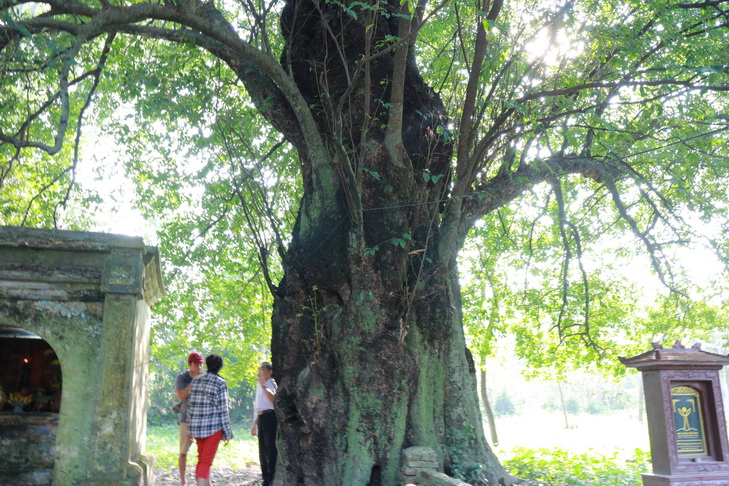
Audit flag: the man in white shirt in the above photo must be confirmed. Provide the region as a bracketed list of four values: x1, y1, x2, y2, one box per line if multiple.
[251, 362, 277, 486]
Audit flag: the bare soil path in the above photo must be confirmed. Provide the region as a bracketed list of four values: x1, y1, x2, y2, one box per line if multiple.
[154, 466, 262, 485]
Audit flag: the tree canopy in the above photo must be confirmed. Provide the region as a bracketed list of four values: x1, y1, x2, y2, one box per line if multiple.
[2, 0, 729, 483]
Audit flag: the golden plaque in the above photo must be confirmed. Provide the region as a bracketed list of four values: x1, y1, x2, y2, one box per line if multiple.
[671, 385, 708, 457]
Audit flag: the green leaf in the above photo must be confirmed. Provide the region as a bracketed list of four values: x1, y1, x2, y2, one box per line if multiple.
[359, 167, 381, 181]
[364, 246, 379, 255]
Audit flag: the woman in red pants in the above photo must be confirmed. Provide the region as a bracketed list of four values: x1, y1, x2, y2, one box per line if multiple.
[187, 354, 233, 486]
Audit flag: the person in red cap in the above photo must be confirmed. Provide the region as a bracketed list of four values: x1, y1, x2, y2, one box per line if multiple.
[175, 351, 205, 485]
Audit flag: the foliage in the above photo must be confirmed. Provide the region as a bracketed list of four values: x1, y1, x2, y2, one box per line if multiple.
[539, 375, 635, 415]
[98, 39, 298, 394]
[493, 390, 518, 417]
[447, 426, 495, 485]
[504, 447, 651, 486]
[461, 203, 729, 376]
[449, 435, 651, 485]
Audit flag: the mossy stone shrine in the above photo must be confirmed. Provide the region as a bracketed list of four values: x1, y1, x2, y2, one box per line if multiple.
[0, 226, 164, 485]
[621, 341, 729, 486]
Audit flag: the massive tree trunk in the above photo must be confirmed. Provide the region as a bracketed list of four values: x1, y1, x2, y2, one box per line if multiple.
[268, 0, 510, 484]
[271, 253, 510, 484]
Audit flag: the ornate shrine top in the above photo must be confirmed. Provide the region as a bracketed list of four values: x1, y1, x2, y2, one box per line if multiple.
[619, 341, 729, 370]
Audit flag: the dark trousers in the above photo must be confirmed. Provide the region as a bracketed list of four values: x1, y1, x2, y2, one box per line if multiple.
[258, 410, 278, 486]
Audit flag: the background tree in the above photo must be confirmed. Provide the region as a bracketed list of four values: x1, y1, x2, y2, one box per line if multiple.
[2, 0, 729, 485]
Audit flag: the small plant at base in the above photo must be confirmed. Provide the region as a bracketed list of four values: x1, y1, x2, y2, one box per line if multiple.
[447, 426, 490, 484]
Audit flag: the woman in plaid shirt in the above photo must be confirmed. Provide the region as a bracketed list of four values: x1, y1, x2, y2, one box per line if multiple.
[186, 354, 233, 485]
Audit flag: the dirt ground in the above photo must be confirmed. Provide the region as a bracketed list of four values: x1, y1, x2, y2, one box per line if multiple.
[154, 466, 263, 485]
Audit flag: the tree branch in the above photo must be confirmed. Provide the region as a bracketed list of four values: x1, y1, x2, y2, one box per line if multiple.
[384, 1, 411, 166]
[603, 179, 686, 297]
[4, 0, 328, 167]
[454, 0, 502, 189]
[464, 155, 622, 223]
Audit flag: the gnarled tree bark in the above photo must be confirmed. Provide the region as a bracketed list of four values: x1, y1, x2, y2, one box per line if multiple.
[268, 0, 512, 483]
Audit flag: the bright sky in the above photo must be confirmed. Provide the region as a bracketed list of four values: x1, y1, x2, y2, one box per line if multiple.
[74, 129, 159, 244]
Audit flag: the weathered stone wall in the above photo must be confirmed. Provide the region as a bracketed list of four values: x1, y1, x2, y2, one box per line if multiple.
[0, 226, 164, 486]
[1, 299, 105, 485]
[0, 413, 57, 484]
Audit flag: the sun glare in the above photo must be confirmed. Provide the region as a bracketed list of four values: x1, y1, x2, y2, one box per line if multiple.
[74, 127, 159, 242]
[524, 28, 584, 67]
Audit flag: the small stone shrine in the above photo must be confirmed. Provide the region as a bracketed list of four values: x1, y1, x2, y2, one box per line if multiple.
[0, 226, 164, 485]
[620, 341, 729, 486]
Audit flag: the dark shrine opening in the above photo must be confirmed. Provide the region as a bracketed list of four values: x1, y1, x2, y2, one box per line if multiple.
[0, 328, 62, 413]
[0, 328, 61, 485]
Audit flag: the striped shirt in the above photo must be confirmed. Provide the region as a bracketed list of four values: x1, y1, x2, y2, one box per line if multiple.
[186, 372, 233, 440]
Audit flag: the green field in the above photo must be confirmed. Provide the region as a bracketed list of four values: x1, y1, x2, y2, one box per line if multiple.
[146, 411, 652, 485]
[146, 424, 260, 471]
[494, 412, 651, 485]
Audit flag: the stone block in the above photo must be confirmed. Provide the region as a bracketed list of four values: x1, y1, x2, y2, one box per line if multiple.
[421, 470, 471, 486]
[406, 460, 438, 469]
[403, 446, 437, 463]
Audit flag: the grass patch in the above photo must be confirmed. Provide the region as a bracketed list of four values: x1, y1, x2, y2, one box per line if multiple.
[146, 424, 260, 470]
[503, 447, 651, 486]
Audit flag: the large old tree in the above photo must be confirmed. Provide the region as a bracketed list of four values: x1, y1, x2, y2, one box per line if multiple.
[2, 0, 729, 484]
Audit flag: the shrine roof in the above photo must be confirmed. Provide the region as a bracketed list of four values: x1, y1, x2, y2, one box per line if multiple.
[619, 341, 729, 368]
